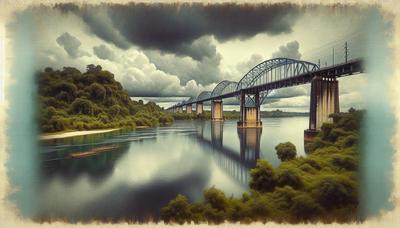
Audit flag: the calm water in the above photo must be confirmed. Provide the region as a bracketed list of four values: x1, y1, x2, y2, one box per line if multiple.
[37, 117, 308, 221]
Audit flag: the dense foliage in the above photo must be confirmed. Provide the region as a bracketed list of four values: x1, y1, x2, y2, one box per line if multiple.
[161, 109, 363, 224]
[38, 65, 173, 133]
[275, 142, 297, 162]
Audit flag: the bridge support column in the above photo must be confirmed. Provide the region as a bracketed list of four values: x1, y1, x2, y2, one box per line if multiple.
[211, 100, 223, 121]
[238, 91, 262, 128]
[196, 102, 203, 115]
[186, 104, 192, 113]
[304, 76, 339, 143]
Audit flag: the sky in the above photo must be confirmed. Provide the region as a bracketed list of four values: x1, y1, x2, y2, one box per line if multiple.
[21, 3, 371, 112]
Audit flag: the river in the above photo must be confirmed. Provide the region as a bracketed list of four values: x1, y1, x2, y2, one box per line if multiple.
[37, 117, 308, 221]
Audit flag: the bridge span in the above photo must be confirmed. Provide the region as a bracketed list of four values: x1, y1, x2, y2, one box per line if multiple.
[167, 57, 364, 139]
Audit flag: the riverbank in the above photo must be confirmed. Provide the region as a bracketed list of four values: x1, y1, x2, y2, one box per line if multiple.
[40, 128, 120, 140]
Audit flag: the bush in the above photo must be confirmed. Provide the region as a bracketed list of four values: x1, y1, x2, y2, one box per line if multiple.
[161, 194, 192, 224]
[249, 160, 276, 192]
[290, 194, 322, 220]
[70, 98, 95, 115]
[276, 170, 303, 189]
[88, 82, 106, 101]
[331, 155, 357, 171]
[314, 177, 357, 210]
[275, 142, 297, 162]
[203, 187, 229, 212]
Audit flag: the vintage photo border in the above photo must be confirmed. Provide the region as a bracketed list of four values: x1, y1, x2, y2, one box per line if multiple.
[0, 0, 399, 227]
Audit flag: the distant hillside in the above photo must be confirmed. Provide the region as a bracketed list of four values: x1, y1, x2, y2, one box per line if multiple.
[172, 110, 308, 120]
[261, 110, 308, 118]
[38, 64, 173, 133]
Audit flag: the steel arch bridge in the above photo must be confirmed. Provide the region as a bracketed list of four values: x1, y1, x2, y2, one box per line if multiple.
[169, 57, 362, 109]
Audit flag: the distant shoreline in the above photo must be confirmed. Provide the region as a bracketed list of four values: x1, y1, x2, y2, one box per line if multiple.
[40, 128, 120, 140]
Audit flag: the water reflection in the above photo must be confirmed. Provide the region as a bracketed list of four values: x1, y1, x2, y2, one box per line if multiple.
[194, 121, 261, 187]
[36, 118, 308, 221]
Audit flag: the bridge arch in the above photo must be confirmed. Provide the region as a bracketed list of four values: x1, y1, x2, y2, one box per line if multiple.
[236, 58, 319, 90]
[211, 80, 238, 98]
[197, 91, 212, 101]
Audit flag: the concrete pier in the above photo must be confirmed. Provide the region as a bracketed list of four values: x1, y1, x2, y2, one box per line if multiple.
[186, 104, 192, 113]
[211, 100, 223, 121]
[237, 91, 262, 128]
[196, 102, 203, 115]
[305, 76, 339, 141]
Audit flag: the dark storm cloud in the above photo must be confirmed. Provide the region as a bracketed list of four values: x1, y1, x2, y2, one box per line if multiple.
[271, 40, 301, 59]
[144, 39, 224, 86]
[56, 32, 88, 58]
[93, 44, 115, 60]
[56, 3, 300, 60]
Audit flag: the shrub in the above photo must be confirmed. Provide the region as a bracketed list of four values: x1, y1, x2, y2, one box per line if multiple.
[249, 160, 276, 192]
[276, 170, 303, 189]
[290, 194, 323, 220]
[204, 187, 229, 212]
[331, 155, 357, 171]
[275, 142, 297, 162]
[161, 194, 192, 224]
[88, 82, 106, 101]
[314, 177, 357, 210]
[203, 204, 226, 224]
[70, 98, 95, 115]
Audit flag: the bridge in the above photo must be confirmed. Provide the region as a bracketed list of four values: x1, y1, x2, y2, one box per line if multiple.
[167, 57, 364, 139]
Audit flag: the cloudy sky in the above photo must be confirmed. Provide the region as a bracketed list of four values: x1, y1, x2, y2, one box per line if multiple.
[22, 3, 371, 111]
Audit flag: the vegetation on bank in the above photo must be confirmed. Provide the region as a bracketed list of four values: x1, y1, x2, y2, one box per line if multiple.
[161, 109, 363, 224]
[37, 65, 173, 133]
[172, 111, 238, 120]
[172, 109, 308, 120]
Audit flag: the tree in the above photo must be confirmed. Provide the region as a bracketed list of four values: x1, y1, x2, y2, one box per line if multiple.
[161, 194, 192, 224]
[249, 160, 276, 192]
[204, 187, 229, 212]
[290, 194, 322, 220]
[315, 177, 357, 210]
[275, 142, 297, 162]
[88, 82, 106, 101]
[276, 170, 303, 189]
[86, 64, 102, 73]
[70, 98, 94, 115]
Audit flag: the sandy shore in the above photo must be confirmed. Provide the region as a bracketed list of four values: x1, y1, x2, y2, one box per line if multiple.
[40, 128, 120, 140]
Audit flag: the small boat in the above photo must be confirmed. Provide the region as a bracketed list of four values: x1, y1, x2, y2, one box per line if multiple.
[68, 144, 120, 159]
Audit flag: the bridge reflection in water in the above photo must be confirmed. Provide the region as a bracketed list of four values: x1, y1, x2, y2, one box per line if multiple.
[195, 121, 261, 187]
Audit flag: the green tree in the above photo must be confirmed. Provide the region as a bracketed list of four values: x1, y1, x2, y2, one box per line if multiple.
[314, 177, 357, 210]
[204, 187, 229, 212]
[161, 194, 192, 224]
[290, 194, 322, 220]
[275, 142, 297, 162]
[88, 82, 106, 101]
[249, 160, 276, 192]
[276, 170, 303, 189]
[70, 98, 94, 115]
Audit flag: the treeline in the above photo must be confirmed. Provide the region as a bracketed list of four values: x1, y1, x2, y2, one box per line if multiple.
[38, 65, 173, 133]
[161, 109, 362, 224]
[172, 111, 238, 120]
[261, 109, 308, 118]
[171, 109, 308, 121]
